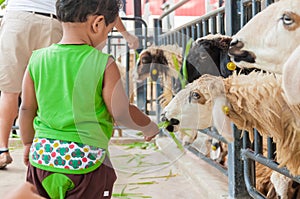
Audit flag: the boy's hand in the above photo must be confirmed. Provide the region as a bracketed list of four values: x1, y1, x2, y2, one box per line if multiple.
[143, 122, 159, 141]
[23, 144, 31, 166]
[124, 33, 139, 49]
[144, 133, 158, 142]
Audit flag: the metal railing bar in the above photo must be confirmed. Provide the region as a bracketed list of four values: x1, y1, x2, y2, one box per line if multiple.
[241, 148, 300, 183]
[159, 0, 191, 20]
[160, 6, 225, 37]
[186, 144, 228, 176]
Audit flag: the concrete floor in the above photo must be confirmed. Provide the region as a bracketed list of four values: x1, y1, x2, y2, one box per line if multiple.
[0, 134, 229, 199]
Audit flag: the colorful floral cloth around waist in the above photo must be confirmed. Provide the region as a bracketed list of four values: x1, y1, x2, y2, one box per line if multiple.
[30, 138, 105, 173]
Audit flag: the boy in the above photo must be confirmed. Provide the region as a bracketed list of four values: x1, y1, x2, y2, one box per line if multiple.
[19, 0, 159, 198]
[0, 0, 138, 169]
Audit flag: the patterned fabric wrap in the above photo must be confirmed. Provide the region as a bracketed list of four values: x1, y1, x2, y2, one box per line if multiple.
[30, 138, 105, 170]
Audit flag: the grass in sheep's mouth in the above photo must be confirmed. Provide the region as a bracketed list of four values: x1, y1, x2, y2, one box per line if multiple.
[158, 121, 185, 152]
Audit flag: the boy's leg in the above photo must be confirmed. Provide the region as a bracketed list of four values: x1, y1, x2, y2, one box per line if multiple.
[66, 157, 117, 199]
[0, 92, 19, 168]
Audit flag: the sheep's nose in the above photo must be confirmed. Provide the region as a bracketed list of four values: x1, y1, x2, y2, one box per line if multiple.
[230, 38, 238, 46]
[160, 113, 168, 122]
[169, 118, 180, 125]
[229, 38, 244, 49]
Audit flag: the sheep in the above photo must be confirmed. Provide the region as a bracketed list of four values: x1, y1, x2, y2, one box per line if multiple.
[282, 45, 300, 105]
[134, 44, 183, 109]
[228, 0, 300, 74]
[161, 71, 300, 197]
[162, 71, 300, 175]
[135, 34, 256, 107]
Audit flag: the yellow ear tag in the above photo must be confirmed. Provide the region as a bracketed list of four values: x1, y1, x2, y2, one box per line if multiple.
[152, 69, 158, 75]
[222, 105, 230, 115]
[227, 62, 236, 71]
[211, 145, 217, 151]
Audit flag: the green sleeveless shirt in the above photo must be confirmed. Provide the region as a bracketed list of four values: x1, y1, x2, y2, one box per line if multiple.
[28, 44, 113, 150]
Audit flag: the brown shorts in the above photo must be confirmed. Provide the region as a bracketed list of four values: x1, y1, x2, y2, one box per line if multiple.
[26, 157, 117, 199]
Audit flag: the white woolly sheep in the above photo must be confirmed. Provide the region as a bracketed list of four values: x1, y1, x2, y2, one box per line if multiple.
[161, 71, 300, 197]
[229, 0, 300, 74]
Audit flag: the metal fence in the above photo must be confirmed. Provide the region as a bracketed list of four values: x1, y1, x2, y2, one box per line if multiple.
[152, 0, 300, 198]
[153, 4, 250, 198]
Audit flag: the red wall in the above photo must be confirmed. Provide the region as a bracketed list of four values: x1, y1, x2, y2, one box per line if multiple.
[125, 0, 205, 16]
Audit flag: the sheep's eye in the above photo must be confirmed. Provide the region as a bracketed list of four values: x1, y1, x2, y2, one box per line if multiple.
[142, 57, 151, 64]
[281, 14, 294, 26]
[199, 52, 208, 60]
[191, 91, 200, 100]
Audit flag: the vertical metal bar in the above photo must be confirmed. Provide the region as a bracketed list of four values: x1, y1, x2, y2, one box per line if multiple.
[134, 0, 142, 52]
[267, 137, 276, 159]
[185, 27, 190, 44]
[243, 130, 256, 190]
[220, 12, 225, 34]
[254, 129, 262, 154]
[122, 0, 126, 12]
[251, 0, 258, 17]
[154, 18, 162, 45]
[202, 20, 208, 35]
[125, 43, 130, 97]
[225, 0, 241, 36]
[210, 16, 217, 34]
[240, 1, 245, 27]
[107, 37, 111, 54]
[181, 29, 187, 53]
[143, 81, 148, 114]
[197, 23, 202, 38]
[253, 129, 262, 188]
[228, 124, 250, 198]
[191, 24, 196, 40]
[156, 79, 163, 126]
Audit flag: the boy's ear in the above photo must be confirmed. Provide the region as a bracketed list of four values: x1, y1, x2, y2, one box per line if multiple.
[92, 15, 105, 33]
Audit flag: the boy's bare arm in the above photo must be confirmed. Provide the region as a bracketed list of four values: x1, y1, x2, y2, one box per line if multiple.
[103, 58, 159, 138]
[114, 16, 139, 49]
[19, 70, 37, 164]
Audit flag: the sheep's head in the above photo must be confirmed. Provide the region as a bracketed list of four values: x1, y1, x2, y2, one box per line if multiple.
[229, 0, 300, 74]
[161, 75, 222, 129]
[185, 34, 232, 83]
[161, 74, 234, 142]
[134, 45, 182, 82]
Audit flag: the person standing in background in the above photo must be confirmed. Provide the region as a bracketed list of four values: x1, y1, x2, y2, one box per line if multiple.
[0, 0, 139, 169]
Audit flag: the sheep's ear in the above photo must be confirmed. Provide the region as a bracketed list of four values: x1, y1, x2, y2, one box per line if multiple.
[212, 96, 234, 143]
[218, 37, 232, 50]
[282, 45, 300, 105]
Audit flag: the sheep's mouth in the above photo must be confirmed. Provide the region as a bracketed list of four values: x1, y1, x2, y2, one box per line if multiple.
[228, 47, 256, 63]
[160, 116, 180, 132]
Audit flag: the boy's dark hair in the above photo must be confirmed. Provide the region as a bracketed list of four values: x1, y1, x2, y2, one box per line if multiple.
[56, 0, 122, 25]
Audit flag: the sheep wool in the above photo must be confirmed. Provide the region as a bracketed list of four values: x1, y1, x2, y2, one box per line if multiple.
[223, 71, 300, 176]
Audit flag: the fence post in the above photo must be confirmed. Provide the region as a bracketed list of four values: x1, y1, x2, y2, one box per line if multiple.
[225, 0, 241, 36]
[153, 18, 163, 124]
[154, 18, 162, 45]
[227, 125, 251, 198]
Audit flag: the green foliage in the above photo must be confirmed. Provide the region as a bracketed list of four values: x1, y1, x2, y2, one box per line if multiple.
[182, 38, 194, 88]
[158, 121, 184, 152]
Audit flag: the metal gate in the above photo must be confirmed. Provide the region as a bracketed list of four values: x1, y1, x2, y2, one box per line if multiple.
[153, 0, 300, 198]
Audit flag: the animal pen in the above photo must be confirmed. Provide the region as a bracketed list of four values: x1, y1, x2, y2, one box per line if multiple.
[106, 0, 300, 198]
[3, 0, 299, 198]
